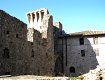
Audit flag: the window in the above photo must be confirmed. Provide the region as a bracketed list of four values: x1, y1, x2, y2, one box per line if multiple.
[31, 42, 33, 46]
[3, 48, 10, 58]
[6, 31, 9, 35]
[93, 36, 98, 44]
[5, 72, 10, 75]
[81, 50, 85, 57]
[79, 38, 84, 45]
[94, 48, 99, 56]
[46, 53, 48, 57]
[31, 49, 34, 57]
[16, 34, 19, 38]
[10, 41, 13, 44]
[69, 67, 75, 73]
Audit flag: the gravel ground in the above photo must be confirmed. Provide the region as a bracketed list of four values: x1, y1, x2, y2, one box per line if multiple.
[0, 75, 70, 80]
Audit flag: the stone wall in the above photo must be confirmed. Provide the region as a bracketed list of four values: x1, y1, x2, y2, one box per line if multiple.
[0, 9, 55, 76]
[53, 22, 63, 76]
[1, 8, 105, 79]
[0, 10, 28, 75]
[26, 8, 55, 76]
[59, 35, 105, 77]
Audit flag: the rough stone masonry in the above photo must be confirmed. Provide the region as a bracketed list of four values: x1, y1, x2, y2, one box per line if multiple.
[0, 8, 63, 76]
[1, 8, 105, 80]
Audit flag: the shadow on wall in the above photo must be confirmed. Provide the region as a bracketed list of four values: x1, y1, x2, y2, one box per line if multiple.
[53, 26, 67, 76]
[68, 36, 99, 77]
[0, 9, 55, 77]
[0, 10, 51, 77]
[0, 10, 99, 77]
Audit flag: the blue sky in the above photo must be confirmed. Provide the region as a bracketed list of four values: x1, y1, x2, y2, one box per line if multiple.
[0, 0, 105, 33]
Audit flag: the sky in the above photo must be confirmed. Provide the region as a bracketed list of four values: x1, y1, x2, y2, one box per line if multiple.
[0, 0, 105, 33]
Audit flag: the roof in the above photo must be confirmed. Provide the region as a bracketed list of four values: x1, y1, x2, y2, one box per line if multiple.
[69, 30, 105, 36]
[58, 30, 105, 38]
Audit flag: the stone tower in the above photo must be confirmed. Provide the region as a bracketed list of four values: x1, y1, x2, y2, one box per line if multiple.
[26, 8, 51, 38]
[0, 8, 59, 76]
[26, 8, 55, 75]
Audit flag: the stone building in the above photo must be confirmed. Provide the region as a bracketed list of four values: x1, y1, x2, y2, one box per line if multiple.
[0, 8, 57, 76]
[1, 8, 105, 78]
[58, 30, 105, 77]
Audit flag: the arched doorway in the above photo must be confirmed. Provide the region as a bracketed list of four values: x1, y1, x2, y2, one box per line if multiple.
[69, 66, 75, 73]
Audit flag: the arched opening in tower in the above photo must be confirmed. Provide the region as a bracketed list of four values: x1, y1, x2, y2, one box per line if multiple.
[27, 14, 31, 23]
[41, 10, 44, 20]
[36, 12, 39, 22]
[32, 13, 35, 22]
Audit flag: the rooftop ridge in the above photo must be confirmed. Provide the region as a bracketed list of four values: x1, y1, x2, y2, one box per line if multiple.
[69, 30, 105, 36]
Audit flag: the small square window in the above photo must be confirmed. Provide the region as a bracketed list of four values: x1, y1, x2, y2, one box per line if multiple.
[16, 34, 19, 38]
[81, 50, 85, 57]
[6, 31, 9, 35]
[31, 43, 33, 46]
